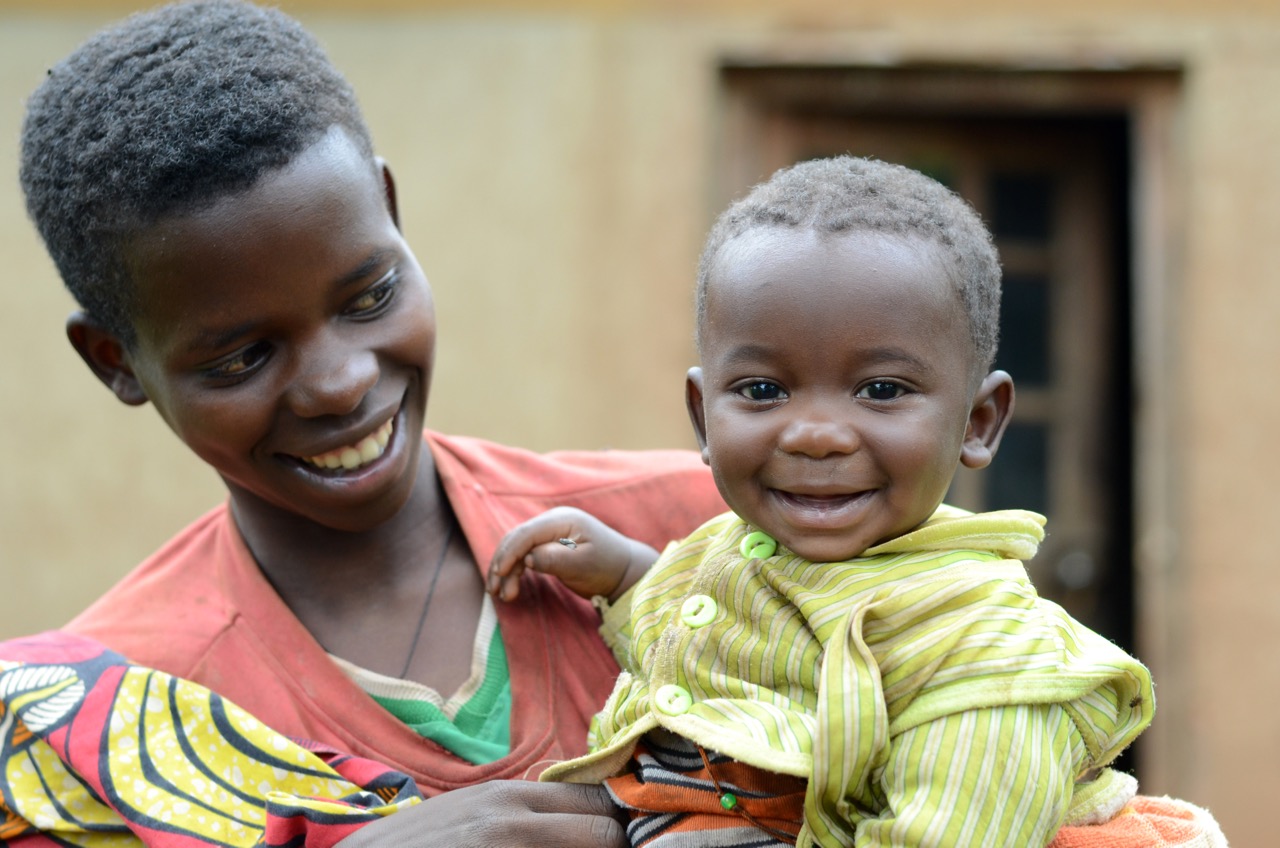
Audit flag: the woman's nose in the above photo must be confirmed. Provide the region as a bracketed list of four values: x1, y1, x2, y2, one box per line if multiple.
[286, 338, 378, 418]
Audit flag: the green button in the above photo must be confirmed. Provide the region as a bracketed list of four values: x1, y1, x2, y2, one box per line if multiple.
[654, 684, 692, 716]
[739, 530, 777, 559]
[680, 594, 718, 628]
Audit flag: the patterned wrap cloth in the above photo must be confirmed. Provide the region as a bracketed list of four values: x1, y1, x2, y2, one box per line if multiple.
[0, 632, 420, 848]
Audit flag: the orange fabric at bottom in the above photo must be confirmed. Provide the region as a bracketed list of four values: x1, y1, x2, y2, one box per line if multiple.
[605, 737, 1224, 848]
[605, 741, 806, 847]
[1050, 796, 1226, 848]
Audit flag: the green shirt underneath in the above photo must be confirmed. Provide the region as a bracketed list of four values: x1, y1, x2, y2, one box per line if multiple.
[333, 597, 513, 765]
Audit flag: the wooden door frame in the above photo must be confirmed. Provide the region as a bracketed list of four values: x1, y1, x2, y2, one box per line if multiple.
[713, 62, 1187, 789]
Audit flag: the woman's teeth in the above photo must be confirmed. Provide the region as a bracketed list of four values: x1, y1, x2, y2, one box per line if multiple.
[303, 419, 394, 471]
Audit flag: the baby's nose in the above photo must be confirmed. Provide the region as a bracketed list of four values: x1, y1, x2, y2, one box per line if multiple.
[778, 414, 859, 458]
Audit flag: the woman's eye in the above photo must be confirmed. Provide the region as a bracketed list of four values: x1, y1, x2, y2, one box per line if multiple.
[738, 381, 786, 402]
[346, 274, 398, 317]
[206, 342, 270, 381]
[857, 381, 907, 401]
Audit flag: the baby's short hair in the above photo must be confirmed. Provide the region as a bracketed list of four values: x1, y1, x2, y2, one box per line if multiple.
[697, 156, 1001, 370]
[20, 0, 373, 345]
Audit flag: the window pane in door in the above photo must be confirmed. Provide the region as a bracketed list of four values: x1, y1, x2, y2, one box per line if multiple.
[995, 272, 1051, 387]
[989, 172, 1053, 240]
[987, 422, 1049, 516]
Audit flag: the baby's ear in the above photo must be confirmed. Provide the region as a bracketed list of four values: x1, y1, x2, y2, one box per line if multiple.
[960, 370, 1015, 470]
[685, 367, 711, 466]
[66, 312, 148, 407]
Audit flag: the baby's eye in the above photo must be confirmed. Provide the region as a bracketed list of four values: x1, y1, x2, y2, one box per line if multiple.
[857, 381, 907, 401]
[206, 342, 270, 382]
[346, 273, 399, 317]
[738, 381, 787, 402]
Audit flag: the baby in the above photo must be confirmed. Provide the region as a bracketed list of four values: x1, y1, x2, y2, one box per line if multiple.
[489, 156, 1154, 847]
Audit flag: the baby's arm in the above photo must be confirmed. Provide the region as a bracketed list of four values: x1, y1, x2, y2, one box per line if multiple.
[848, 704, 1078, 846]
[488, 506, 659, 603]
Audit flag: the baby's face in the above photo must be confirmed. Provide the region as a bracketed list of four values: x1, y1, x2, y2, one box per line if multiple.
[688, 228, 985, 563]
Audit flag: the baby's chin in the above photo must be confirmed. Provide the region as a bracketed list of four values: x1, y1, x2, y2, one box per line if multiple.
[766, 532, 873, 564]
[762, 503, 945, 563]
[769, 520, 929, 563]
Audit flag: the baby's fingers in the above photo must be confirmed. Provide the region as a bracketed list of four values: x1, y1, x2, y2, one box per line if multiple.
[489, 555, 528, 601]
[519, 537, 588, 581]
[488, 508, 591, 600]
[491, 542, 579, 602]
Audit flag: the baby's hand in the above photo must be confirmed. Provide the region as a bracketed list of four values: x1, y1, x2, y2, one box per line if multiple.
[488, 507, 658, 603]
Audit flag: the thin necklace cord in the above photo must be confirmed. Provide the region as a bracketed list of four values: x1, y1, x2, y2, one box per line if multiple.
[400, 519, 455, 679]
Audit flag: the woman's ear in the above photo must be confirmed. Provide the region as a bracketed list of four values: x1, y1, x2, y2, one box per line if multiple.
[960, 370, 1015, 470]
[377, 157, 401, 230]
[685, 367, 711, 466]
[66, 312, 149, 406]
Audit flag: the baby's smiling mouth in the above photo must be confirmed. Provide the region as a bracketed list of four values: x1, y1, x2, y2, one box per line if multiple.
[774, 490, 865, 507]
[770, 488, 873, 518]
[298, 418, 394, 472]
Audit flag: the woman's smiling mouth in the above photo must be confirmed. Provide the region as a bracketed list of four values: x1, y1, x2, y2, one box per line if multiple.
[299, 418, 394, 472]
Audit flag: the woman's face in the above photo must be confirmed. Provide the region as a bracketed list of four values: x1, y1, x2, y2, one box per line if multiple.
[116, 128, 437, 534]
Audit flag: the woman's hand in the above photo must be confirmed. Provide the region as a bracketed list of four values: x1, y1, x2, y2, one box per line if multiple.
[488, 506, 658, 603]
[336, 781, 628, 848]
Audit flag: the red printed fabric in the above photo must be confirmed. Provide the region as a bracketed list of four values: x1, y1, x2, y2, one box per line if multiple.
[0, 631, 419, 847]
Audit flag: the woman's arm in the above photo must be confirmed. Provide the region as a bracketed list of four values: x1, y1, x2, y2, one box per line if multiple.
[336, 781, 627, 848]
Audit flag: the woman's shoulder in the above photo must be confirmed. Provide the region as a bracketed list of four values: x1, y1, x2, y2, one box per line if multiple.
[428, 430, 726, 552]
[427, 430, 714, 494]
[65, 503, 241, 674]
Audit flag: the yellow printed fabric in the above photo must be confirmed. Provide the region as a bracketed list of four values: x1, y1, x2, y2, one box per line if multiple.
[544, 506, 1155, 847]
[0, 633, 421, 848]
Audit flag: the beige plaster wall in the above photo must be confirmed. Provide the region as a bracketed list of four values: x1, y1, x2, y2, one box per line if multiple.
[3, 2, 1279, 843]
[0, 13, 229, 637]
[0, 10, 716, 645]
